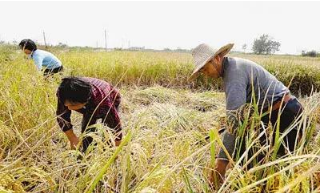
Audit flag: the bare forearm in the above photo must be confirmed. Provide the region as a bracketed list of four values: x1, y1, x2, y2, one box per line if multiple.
[64, 129, 77, 140]
[208, 159, 229, 188]
[215, 159, 229, 176]
[64, 130, 80, 150]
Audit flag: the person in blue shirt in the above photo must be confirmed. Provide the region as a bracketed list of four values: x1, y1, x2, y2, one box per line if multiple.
[19, 39, 64, 76]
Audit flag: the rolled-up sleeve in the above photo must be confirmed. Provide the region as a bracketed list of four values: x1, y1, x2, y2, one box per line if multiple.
[217, 111, 238, 160]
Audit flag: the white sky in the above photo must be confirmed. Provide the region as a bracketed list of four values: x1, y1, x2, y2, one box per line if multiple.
[0, 1, 319, 54]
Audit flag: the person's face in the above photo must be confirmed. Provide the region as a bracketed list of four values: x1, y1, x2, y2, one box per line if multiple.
[64, 100, 87, 110]
[199, 56, 222, 79]
[23, 48, 32, 55]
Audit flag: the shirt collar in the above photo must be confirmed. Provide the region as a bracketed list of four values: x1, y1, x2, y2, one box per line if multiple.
[221, 56, 228, 77]
[30, 50, 36, 58]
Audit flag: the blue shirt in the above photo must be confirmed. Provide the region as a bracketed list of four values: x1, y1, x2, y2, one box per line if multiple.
[30, 49, 62, 71]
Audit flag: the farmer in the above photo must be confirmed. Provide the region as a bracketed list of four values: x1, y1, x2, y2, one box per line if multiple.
[189, 43, 304, 185]
[56, 77, 122, 152]
[19, 39, 63, 76]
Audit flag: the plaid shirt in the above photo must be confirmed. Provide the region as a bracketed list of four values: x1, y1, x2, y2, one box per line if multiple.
[56, 77, 122, 139]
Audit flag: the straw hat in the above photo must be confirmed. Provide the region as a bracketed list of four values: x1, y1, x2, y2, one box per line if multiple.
[189, 43, 234, 81]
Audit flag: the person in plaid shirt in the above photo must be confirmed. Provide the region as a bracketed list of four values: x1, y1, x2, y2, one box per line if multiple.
[56, 77, 122, 152]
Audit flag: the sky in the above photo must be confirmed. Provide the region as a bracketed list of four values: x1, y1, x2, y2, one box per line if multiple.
[0, 1, 319, 54]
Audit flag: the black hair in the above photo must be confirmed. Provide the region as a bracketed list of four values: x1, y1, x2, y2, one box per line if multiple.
[58, 77, 92, 103]
[18, 39, 37, 51]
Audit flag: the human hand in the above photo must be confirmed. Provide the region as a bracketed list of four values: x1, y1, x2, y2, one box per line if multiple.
[115, 139, 121, 146]
[64, 130, 79, 150]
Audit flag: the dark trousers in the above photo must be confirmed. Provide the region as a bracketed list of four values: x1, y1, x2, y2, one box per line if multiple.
[238, 98, 304, 166]
[43, 66, 64, 76]
[261, 98, 304, 155]
[81, 102, 121, 152]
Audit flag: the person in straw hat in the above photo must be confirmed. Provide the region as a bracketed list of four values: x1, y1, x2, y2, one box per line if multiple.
[190, 43, 304, 186]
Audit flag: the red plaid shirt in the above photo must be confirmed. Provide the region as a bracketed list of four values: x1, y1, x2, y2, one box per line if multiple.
[56, 77, 122, 139]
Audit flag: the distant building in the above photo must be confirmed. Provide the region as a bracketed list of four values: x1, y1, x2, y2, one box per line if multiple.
[128, 47, 145, 51]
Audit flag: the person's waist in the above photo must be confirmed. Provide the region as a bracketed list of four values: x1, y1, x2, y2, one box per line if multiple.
[43, 61, 62, 66]
[106, 87, 121, 99]
[270, 93, 293, 111]
[44, 64, 63, 70]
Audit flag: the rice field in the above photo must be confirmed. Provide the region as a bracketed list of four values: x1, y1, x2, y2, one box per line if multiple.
[0, 46, 320, 192]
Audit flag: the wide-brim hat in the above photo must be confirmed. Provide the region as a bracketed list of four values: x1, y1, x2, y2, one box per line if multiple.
[189, 43, 234, 81]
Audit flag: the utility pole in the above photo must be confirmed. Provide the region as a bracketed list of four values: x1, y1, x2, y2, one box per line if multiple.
[43, 31, 47, 48]
[104, 29, 107, 51]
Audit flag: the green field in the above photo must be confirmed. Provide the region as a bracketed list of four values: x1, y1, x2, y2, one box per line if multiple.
[0, 47, 320, 192]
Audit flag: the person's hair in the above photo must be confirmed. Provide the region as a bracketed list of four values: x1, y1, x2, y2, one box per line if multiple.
[18, 39, 37, 51]
[58, 77, 92, 103]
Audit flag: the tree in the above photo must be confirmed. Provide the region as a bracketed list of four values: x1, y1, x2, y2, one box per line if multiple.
[252, 34, 280, 55]
[57, 42, 68, 48]
[302, 50, 318, 57]
[242, 44, 247, 53]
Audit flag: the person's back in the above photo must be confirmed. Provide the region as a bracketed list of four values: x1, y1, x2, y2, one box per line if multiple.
[71, 77, 120, 117]
[223, 57, 289, 111]
[31, 49, 62, 71]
